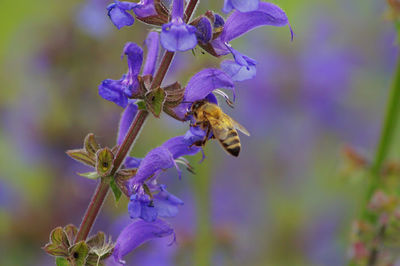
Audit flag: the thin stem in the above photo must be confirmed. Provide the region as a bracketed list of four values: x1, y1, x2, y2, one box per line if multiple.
[360, 53, 400, 265]
[74, 0, 200, 244]
[74, 179, 109, 242]
[363, 53, 400, 218]
[150, 0, 199, 90]
[74, 110, 149, 243]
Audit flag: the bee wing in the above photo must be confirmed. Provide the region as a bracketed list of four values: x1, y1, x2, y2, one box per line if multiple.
[205, 115, 231, 139]
[229, 116, 250, 136]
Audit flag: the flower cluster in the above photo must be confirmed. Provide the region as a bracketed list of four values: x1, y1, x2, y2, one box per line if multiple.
[44, 0, 292, 265]
[99, 0, 292, 264]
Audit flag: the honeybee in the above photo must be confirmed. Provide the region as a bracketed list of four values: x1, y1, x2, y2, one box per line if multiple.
[188, 100, 250, 157]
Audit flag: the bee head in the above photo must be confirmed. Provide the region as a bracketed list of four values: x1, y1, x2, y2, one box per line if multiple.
[190, 99, 207, 112]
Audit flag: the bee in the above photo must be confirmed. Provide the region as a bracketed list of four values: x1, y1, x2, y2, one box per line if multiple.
[188, 100, 250, 157]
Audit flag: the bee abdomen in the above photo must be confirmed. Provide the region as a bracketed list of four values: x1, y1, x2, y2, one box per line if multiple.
[221, 131, 241, 157]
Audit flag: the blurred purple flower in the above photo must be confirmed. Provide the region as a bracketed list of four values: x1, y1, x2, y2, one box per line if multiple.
[113, 218, 174, 265]
[76, 0, 112, 38]
[160, 0, 197, 51]
[222, 0, 259, 13]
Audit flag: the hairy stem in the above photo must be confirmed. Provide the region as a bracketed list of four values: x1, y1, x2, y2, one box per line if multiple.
[75, 110, 149, 243]
[74, 0, 200, 244]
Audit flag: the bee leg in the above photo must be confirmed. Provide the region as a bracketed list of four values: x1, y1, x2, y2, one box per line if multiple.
[201, 126, 212, 145]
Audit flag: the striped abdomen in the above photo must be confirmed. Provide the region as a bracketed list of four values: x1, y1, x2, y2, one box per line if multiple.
[220, 129, 241, 157]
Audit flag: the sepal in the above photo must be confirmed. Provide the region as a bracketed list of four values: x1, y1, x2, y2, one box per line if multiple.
[96, 148, 115, 177]
[66, 133, 101, 167]
[144, 87, 166, 117]
[68, 241, 89, 265]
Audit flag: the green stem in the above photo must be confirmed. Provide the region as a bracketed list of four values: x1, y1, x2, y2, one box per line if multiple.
[193, 156, 213, 266]
[363, 54, 400, 218]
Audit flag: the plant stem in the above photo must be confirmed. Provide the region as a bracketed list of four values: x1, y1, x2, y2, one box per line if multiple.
[73, 0, 200, 244]
[75, 110, 149, 243]
[74, 179, 110, 243]
[363, 54, 400, 218]
[360, 53, 400, 265]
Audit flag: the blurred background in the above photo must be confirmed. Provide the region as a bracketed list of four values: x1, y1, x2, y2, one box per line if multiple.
[1, 0, 399, 265]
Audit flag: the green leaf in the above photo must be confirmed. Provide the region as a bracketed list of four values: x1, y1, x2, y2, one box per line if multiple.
[77, 172, 100, 180]
[84, 133, 100, 156]
[66, 149, 96, 167]
[110, 179, 122, 203]
[96, 148, 114, 177]
[136, 100, 146, 110]
[145, 87, 166, 117]
[43, 243, 69, 257]
[69, 241, 89, 266]
[55, 257, 69, 266]
[63, 224, 78, 247]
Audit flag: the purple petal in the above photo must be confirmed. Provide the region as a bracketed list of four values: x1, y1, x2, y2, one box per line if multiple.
[184, 68, 234, 102]
[223, 0, 259, 13]
[221, 2, 290, 42]
[107, 2, 135, 30]
[221, 47, 257, 81]
[98, 78, 128, 108]
[195, 17, 213, 43]
[133, 0, 157, 18]
[113, 219, 174, 265]
[133, 147, 175, 184]
[142, 32, 160, 76]
[128, 198, 142, 219]
[214, 13, 225, 28]
[117, 101, 138, 145]
[171, 0, 184, 18]
[162, 136, 201, 158]
[122, 42, 143, 95]
[160, 21, 198, 52]
[183, 127, 206, 145]
[141, 205, 158, 222]
[125, 156, 142, 168]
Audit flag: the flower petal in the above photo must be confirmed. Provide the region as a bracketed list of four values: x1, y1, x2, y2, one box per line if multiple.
[195, 17, 213, 43]
[221, 48, 257, 81]
[98, 78, 128, 108]
[107, 2, 135, 30]
[221, 2, 290, 42]
[125, 156, 142, 168]
[113, 219, 174, 265]
[160, 22, 198, 52]
[142, 32, 160, 76]
[184, 68, 234, 102]
[162, 136, 201, 158]
[133, 147, 175, 184]
[117, 101, 138, 145]
[227, 0, 259, 13]
[133, 0, 157, 18]
[122, 42, 143, 96]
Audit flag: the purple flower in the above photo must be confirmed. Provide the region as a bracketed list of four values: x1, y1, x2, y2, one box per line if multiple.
[223, 0, 259, 13]
[194, 17, 213, 44]
[98, 42, 143, 107]
[117, 101, 138, 145]
[99, 32, 159, 108]
[160, 0, 197, 51]
[107, 0, 157, 29]
[129, 192, 158, 222]
[128, 184, 184, 222]
[221, 45, 257, 81]
[113, 218, 174, 265]
[213, 2, 292, 81]
[172, 68, 234, 120]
